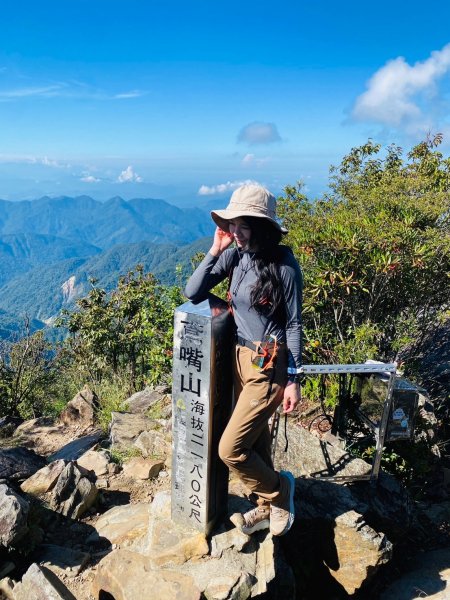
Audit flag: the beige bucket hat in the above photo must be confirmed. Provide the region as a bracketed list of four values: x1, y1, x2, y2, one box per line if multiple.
[211, 184, 287, 233]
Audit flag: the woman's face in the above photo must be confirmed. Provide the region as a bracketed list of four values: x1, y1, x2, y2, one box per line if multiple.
[228, 217, 252, 250]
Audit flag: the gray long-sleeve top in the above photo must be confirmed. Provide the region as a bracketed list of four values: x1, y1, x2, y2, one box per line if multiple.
[184, 246, 303, 374]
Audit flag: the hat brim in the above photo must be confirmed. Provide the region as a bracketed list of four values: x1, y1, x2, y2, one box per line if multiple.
[211, 209, 288, 234]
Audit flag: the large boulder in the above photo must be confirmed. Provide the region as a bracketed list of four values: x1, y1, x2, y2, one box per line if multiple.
[49, 462, 98, 519]
[20, 460, 66, 496]
[76, 449, 110, 477]
[133, 429, 170, 458]
[86, 503, 151, 551]
[59, 385, 97, 428]
[275, 420, 414, 536]
[123, 385, 168, 414]
[109, 412, 155, 449]
[273, 424, 399, 595]
[0, 483, 29, 547]
[92, 490, 294, 600]
[274, 421, 371, 479]
[0, 447, 46, 482]
[11, 562, 76, 600]
[330, 509, 392, 594]
[144, 491, 209, 567]
[93, 549, 201, 600]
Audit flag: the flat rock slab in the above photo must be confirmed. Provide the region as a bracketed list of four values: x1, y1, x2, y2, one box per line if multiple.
[0, 447, 46, 481]
[87, 503, 151, 549]
[34, 544, 90, 578]
[49, 431, 103, 462]
[13, 562, 77, 600]
[93, 549, 201, 600]
[380, 547, 450, 600]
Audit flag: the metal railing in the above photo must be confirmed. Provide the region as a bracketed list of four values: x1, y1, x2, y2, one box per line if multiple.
[271, 362, 397, 484]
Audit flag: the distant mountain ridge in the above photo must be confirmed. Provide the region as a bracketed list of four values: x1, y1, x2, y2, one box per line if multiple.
[0, 195, 213, 248]
[0, 237, 212, 330]
[0, 195, 214, 337]
[0, 233, 101, 287]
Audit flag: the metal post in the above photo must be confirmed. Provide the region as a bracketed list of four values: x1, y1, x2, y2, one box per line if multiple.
[171, 294, 234, 534]
[370, 371, 396, 483]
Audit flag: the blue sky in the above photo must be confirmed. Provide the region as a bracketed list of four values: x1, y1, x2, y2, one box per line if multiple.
[1, 0, 450, 205]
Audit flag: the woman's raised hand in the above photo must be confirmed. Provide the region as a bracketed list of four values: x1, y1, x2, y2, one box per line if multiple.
[210, 227, 234, 256]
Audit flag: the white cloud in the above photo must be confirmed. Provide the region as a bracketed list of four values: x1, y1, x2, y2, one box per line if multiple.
[0, 154, 70, 168]
[0, 80, 147, 102]
[237, 122, 282, 145]
[117, 165, 143, 183]
[352, 43, 450, 129]
[41, 156, 71, 168]
[114, 90, 145, 99]
[0, 85, 62, 99]
[81, 175, 100, 183]
[242, 153, 255, 164]
[198, 179, 259, 196]
[241, 153, 270, 167]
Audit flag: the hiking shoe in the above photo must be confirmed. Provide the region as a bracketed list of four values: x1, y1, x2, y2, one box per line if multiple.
[230, 506, 270, 535]
[270, 471, 295, 536]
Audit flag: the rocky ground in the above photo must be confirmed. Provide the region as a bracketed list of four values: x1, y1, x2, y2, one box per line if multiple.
[37, 472, 172, 600]
[0, 383, 449, 599]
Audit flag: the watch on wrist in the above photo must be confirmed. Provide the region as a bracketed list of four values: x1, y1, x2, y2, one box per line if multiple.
[287, 374, 302, 385]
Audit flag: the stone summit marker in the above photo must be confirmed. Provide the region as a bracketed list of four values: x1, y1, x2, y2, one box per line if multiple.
[171, 294, 234, 535]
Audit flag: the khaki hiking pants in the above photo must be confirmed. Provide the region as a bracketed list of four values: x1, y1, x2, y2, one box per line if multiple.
[218, 343, 289, 506]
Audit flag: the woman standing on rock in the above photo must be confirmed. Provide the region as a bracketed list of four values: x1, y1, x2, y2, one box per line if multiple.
[184, 184, 303, 536]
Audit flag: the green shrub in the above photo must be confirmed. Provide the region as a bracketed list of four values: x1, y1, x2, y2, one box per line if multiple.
[279, 136, 450, 391]
[93, 377, 129, 432]
[57, 266, 183, 393]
